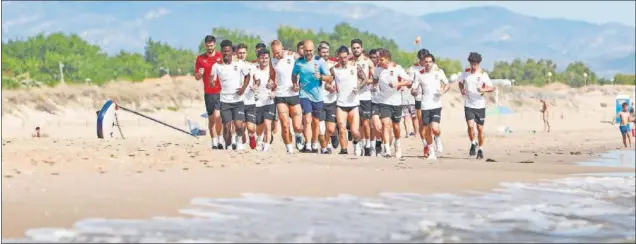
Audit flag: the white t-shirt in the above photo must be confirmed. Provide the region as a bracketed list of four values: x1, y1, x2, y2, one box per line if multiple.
[354, 56, 374, 101]
[333, 62, 360, 107]
[459, 69, 493, 109]
[371, 66, 382, 104]
[408, 64, 424, 102]
[212, 60, 250, 103]
[322, 59, 338, 104]
[272, 51, 298, 98]
[412, 66, 449, 110]
[252, 65, 275, 107]
[375, 64, 411, 106]
[243, 62, 257, 105]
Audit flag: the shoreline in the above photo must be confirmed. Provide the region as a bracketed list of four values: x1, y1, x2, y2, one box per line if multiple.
[2, 82, 635, 239]
[2, 131, 633, 239]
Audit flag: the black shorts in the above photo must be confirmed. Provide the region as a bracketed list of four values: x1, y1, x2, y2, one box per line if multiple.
[320, 102, 337, 123]
[244, 104, 257, 124]
[204, 93, 221, 116]
[220, 101, 245, 124]
[256, 104, 276, 125]
[338, 105, 358, 113]
[415, 100, 422, 110]
[379, 104, 402, 123]
[275, 96, 300, 106]
[359, 100, 372, 119]
[371, 102, 381, 117]
[465, 107, 486, 125]
[421, 108, 442, 126]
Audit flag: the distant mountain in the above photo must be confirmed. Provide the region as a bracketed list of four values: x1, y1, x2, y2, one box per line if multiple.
[2, 1, 634, 77]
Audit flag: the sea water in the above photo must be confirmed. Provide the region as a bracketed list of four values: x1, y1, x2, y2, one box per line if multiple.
[6, 151, 635, 243]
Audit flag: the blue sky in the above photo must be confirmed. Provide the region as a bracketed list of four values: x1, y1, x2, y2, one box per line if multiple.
[353, 1, 636, 27]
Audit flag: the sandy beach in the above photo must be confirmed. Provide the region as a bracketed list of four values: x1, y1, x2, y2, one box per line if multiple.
[2, 77, 634, 239]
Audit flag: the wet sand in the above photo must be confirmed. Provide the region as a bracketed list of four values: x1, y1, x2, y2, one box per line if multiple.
[2, 81, 634, 238]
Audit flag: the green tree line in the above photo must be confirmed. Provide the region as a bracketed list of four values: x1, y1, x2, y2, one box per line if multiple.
[2, 23, 633, 90]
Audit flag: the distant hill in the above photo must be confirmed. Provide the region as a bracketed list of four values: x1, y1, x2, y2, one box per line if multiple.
[2, 1, 634, 77]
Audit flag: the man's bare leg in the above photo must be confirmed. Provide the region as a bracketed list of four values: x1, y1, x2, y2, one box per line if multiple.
[277, 103, 294, 153]
[361, 118, 371, 156]
[392, 120, 402, 158]
[223, 122, 233, 149]
[467, 119, 477, 156]
[476, 124, 485, 159]
[381, 118, 392, 157]
[214, 111, 223, 146]
[289, 104, 305, 150]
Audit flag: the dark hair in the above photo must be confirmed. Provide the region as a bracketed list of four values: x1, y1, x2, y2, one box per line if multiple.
[336, 45, 349, 54]
[318, 42, 330, 51]
[255, 43, 266, 49]
[257, 48, 270, 57]
[204, 35, 216, 43]
[368, 49, 378, 55]
[236, 43, 248, 51]
[319, 40, 330, 46]
[377, 48, 391, 60]
[423, 53, 436, 62]
[350, 39, 362, 47]
[467, 52, 482, 63]
[297, 41, 304, 49]
[417, 49, 430, 60]
[623, 102, 629, 107]
[232, 45, 237, 52]
[220, 40, 233, 49]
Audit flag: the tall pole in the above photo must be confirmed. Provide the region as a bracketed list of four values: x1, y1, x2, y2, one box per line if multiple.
[59, 61, 65, 85]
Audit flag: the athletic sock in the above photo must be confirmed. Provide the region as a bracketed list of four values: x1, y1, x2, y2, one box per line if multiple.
[370, 140, 376, 148]
[312, 142, 319, 150]
[285, 144, 293, 152]
[212, 137, 219, 146]
[305, 142, 312, 150]
[422, 139, 427, 147]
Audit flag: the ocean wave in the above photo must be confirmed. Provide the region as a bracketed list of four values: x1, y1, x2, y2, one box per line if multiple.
[9, 175, 635, 243]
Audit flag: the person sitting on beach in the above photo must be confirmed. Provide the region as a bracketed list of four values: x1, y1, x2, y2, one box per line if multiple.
[31, 126, 41, 138]
[540, 99, 550, 133]
[614, 102, 633, 148]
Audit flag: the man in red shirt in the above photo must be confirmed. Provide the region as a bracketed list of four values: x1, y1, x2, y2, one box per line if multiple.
[194, 35, 224, 149]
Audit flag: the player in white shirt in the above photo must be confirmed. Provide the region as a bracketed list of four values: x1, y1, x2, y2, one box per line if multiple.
[458, 52, 496, 159]
[350, 39, 375, 156]
[400, 83, 417, 138]
[235, 43, 259, 150]
[411, 53, 450, 160]
[372, 49, 412, 158]
[210, 40, 251, 151]
[328, 45, 363, 156]
[409, 49, 431, 142]
[368, 49, 384, 157]
[251, 49, 277, 152]
[270, 40, 305, 154]
[317, 42, 339, 154]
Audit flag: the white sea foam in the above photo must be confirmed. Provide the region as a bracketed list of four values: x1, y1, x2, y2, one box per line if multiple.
[6, 151, 635, 243]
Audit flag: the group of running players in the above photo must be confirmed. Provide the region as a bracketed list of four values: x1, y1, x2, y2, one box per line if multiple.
[194, 34, 496, 160]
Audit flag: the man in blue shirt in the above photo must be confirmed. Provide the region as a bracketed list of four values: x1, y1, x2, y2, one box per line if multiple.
[292, 40, 333, 153]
